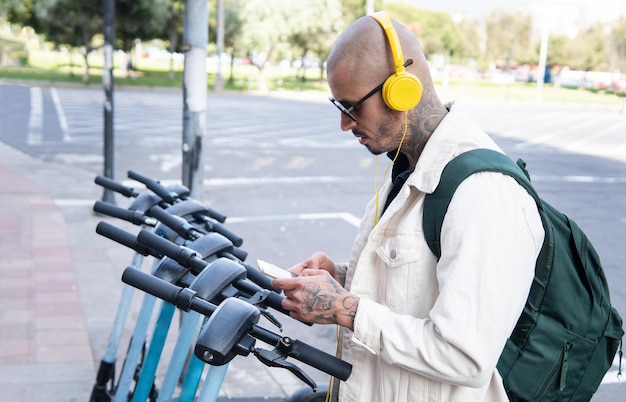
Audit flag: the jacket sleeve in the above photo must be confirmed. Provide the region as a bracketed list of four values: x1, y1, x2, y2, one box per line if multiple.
[351, 172, 544, 387]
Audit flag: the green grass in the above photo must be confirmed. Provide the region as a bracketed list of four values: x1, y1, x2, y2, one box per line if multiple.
[1, 48, 329, 91]
[435, 79, 625, 106]
[1, 48, 624, 107]
[0, 64, 330, 92]
[0, 65, 98, 84]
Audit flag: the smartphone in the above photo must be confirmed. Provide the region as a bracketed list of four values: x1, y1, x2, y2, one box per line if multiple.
[257, 259, 295, 279]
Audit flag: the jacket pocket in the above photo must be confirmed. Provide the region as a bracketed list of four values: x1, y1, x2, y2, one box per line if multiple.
[375, 233, 432, 311]
[375, 233, 423, 267]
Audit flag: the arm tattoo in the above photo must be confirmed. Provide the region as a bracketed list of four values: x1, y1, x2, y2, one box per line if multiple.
[342, 295, 358, 323]
[301, 276, 356, 325]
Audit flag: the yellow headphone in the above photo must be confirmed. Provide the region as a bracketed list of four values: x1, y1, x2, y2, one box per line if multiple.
[369, 11, 422, 111]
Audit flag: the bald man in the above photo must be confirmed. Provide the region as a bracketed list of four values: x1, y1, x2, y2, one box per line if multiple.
[272, 13, 544, 402]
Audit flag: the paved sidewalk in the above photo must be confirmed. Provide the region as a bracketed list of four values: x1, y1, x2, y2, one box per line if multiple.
[0, 143, 94, 401]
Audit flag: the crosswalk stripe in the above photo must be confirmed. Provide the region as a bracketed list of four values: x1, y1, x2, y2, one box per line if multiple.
[27, 87, 43, 145]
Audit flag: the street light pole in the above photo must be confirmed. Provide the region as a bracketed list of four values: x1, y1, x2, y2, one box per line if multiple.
[181, 0, 208, 201]
[536, 1, 550, 104]
[215, 0, 225, 91]
[102, 0, 116, 204]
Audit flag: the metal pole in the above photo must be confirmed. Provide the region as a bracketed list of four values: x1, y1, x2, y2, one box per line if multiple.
[102, 0, 116, 204]
[536, 1, 550, 104]
[215, 0, 225, 91]
[182, 0, 208, 201]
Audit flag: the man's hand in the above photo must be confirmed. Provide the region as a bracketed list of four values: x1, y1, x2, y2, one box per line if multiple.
[272, 269, 359, 330]
[287, 251, 346, 285]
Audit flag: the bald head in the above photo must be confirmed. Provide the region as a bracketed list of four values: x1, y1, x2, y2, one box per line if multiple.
[327, 14, 448, 167]
[327, 15, 434, 93]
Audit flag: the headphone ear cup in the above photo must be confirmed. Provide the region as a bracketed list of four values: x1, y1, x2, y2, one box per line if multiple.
[382, 71, 423, 111]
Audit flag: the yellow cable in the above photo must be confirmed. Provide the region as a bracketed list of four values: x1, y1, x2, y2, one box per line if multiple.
[373, 111, 409, 226]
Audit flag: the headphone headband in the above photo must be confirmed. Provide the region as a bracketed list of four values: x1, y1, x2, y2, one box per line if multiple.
[370, 11, 405, 75]
[368, 10, 423, 112]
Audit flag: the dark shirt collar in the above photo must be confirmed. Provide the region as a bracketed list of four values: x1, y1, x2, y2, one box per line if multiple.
[386, 151, 412, 182]
[381, 151, 414, 215]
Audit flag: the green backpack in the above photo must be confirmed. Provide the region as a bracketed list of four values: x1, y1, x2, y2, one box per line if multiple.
[423, 148, 623, 401]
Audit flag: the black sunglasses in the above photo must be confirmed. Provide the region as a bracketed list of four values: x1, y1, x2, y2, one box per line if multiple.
[328, 59, 413, 122]
[328, 82, 384, 122]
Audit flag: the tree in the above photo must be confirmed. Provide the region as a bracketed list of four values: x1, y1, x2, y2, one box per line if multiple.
[238, 0, 343, 91]
[238, 0, 289, 91]
[288, 0, 343, 82]
[163, 0, 184, 81]
[37, 0, 102, 83]
[564, 23, 609, 72]
[455, 16, 483, 64]
[608, 17, 626, 72]
[208, 0, 244, 85]
[4, 0, 173, 82]
[116, 0, 170, 53]
[545, 33, 569, 67]
[385, 3, 461, 60]
[1, 0, 56, 66]
[223, 3, 245, 84]
[340, 0, 384, 29]
[0, 0, 49, 33]
[484, 10, 533, 68]
[115, 0, 171, 79]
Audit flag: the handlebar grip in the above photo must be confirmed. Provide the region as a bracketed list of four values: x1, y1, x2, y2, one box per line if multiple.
[128, 192, 165, 213]
[239, 261, 279, 292]
[208, 222, 243, 247]
[203, 207, 227, 223]
[230, 246, 248, 262]
[122, 267, 182, 305]
[165, 183, 191, 200]
[137, 229, 203, 270]
[127, 170, 177, 204]
[289, 339, 352, 381]
[149, 205, 195, 237]
[122, 266, 216, 316]
[249, 326, 352, 380]
[167, 198, 227, 224]
[95, 175, 138, 198]
[95, 222, 161, 258]
[93, 201, 151, 226]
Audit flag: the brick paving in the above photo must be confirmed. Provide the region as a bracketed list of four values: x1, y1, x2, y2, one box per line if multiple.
[0, 153, 94, 401]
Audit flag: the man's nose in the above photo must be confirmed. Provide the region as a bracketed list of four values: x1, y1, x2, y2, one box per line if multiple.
[340, 114, 357, 132]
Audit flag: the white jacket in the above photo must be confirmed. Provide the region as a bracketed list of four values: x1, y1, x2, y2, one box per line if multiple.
[335, 103, 545, 401]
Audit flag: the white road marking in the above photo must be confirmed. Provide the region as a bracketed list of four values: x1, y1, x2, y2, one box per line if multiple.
[50, 87, 71, 142]
[566, 119, 626, 151]
[27, 87, 43, 145]
[52, 197, 361, 228]
[120, 176, 365, 188]
[226, 212, 361, 228]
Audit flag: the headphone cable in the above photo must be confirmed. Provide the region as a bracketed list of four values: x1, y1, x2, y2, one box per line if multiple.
[373, 110, 409, 226]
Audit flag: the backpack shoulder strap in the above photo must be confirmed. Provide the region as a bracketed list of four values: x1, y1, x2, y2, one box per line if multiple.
[423, 148, 541, 259]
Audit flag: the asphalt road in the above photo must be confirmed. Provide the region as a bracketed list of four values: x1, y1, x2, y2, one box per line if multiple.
[0, 82, 624, 400]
